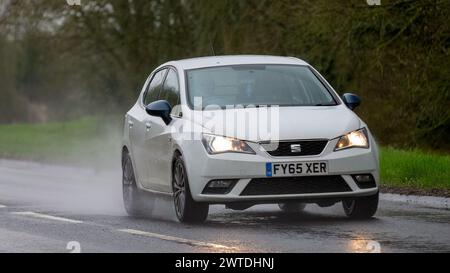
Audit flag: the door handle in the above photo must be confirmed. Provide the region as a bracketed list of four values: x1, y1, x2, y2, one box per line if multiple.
[145, 122, 152, 131]
[128, 120, 134, 128]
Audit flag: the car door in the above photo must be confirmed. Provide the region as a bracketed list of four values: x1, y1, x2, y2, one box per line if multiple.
[129, 68, 167, 188]
[143, 68, 181, 192]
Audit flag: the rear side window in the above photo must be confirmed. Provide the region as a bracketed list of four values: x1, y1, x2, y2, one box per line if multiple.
[144, 69, 167, 105]
[159, 69, 180, 107]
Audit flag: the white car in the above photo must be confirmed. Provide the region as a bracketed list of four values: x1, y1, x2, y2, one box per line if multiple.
[122, 55, 379, 223]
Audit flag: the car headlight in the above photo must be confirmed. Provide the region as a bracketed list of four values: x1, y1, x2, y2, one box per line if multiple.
[334, 128, 369, 151]
[201, 134, 255, 155]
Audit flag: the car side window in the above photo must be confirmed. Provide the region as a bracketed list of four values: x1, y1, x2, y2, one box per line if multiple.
[144, 69, 167, 106]
[159, 68, 180, 113]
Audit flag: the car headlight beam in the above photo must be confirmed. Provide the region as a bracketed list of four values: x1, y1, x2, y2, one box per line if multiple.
[202, 134, 255, 155]
[334, 128, 369, 151]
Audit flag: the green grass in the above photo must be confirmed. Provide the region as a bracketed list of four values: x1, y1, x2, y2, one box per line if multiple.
[0, 116, 121, 168]
[381, 147, 450, 190]
[0, 117, 449, 191]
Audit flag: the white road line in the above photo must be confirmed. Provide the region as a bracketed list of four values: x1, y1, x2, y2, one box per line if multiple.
[11, 211, 83, 224]
[0, 204, 6, 208]
[117, 228, 237, 251]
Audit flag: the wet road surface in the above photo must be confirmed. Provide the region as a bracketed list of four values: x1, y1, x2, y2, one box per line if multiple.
[0, 159, 449, 253]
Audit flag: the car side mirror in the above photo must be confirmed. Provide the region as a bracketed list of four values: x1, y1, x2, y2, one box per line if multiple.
[145, 100, 172, 125]
[341, 93, 361, 110]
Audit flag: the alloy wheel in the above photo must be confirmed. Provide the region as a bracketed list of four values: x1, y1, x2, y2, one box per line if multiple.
[173, 159, 186, 219]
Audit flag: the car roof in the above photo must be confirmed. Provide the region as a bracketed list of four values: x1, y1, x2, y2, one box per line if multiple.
[162, 55, 309, 70]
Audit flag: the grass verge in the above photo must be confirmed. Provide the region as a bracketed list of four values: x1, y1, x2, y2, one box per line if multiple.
[380, 147, 450, 197]
[0, 116, 121, 168]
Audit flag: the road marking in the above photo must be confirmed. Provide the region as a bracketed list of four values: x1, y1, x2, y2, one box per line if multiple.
[0, 204, 6, 208]
[117, 228, 237, 251]
[11, 211, 83, 224]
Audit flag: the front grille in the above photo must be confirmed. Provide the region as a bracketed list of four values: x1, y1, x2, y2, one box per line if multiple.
[240, 176, 351, 196]
[261, 140, 328, 157]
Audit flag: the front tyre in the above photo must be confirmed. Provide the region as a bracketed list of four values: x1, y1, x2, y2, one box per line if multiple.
[342, 192, 379, 219]
[172, 154, 209, 223]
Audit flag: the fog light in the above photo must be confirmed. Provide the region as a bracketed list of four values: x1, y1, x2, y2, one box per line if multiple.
[354, 175, 372, 183]
[209, 180, 233, 188]
[202, 179, 238, 194]
[352, 174, 376, 189]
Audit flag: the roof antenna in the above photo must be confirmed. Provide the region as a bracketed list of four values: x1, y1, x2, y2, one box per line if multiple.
[209, 37, 216, 56]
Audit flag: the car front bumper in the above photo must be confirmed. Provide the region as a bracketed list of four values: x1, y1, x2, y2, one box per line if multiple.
[181, 137, 379, 203]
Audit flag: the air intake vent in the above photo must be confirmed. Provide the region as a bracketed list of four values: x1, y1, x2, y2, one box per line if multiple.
[241, 176, 351, 196]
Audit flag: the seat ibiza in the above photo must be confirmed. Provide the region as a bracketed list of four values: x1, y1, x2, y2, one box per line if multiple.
[122, 55, 379, 223]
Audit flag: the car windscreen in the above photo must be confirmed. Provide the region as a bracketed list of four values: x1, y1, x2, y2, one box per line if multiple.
[186, 64, 337, 109]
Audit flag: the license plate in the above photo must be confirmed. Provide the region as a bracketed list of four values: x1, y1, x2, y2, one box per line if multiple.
[265, 162, 328, 177]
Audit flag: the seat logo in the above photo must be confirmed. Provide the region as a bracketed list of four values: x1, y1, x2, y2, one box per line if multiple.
[291, 144, 301, 153]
